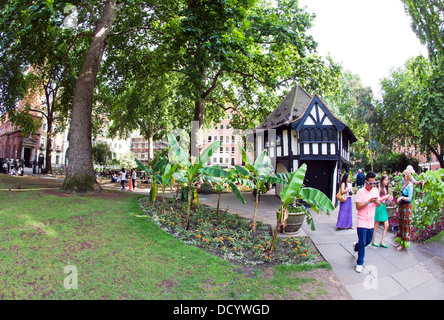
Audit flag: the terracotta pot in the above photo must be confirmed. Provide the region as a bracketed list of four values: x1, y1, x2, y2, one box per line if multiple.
[387, 206, 396, 218]
[200, 185, 213, 194]
[276, 210, 305, 234]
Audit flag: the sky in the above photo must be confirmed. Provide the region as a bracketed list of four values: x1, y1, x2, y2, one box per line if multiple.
[298, 0, 428, 97]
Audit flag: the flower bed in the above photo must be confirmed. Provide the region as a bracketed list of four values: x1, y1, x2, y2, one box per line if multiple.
[138, 197, 322, 266]
[387, 203, 444, 243]
[411, 205, 444, 243]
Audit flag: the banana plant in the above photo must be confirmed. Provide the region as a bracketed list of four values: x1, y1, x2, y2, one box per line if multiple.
[236, 144, 288, 233]
[154, 161, 177, 214]
[168, 133, 221, 230]
[269, 163, 335, 254]
[135, 158, 168, 205]
[200, 165, 250, 219]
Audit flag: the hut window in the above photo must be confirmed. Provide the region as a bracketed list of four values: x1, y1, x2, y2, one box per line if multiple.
[322, 129, 328, 141]
[328, 128, 335, 141]
[315, 129, 322, 141]
[309, 129, 316, 141]
[276, 135, 282, 146]
[302, 129, 309, 141]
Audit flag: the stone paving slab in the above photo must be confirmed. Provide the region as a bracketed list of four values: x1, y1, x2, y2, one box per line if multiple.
[391, 265, 434, 291]
[346, 275, 407, 300]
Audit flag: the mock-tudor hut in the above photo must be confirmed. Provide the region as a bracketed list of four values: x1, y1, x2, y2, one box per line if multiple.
[253, 85, 357, 202]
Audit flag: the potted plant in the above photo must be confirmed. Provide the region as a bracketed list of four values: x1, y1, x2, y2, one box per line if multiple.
[386, 199, 397, 218]
[200, 182, 213, 194]
[276, 201, 306, 233]
[269, 163, 335, 253]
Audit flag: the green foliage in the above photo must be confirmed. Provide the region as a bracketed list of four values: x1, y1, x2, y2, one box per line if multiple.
[417, 169, 444, 227]
[135, 157, 168, 203]
[270, 163, 334, 253]
[237, 144, 286, 232]
[371, 152, 420, 174]
[402, 0, 444, 61]
[323, 71, 376, 171]
[200, 165, 247, 217]
[377, 56, 444, 169]
[168, 132, 221, 229]
[92, 141, 113, 167]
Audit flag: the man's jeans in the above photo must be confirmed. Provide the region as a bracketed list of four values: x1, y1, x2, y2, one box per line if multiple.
[354, 227, 374, 266]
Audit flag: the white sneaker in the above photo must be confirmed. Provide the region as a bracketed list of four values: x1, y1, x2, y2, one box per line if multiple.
[355, 265, 363, 273]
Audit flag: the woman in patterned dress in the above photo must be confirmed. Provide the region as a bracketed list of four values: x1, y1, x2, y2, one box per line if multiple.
[395, 170, 414, 250]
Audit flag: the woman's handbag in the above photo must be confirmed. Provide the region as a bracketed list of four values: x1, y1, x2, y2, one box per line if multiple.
[336, 190, 347, 202]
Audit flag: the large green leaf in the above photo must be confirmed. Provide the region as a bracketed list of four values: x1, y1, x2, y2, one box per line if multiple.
[238, 143, 251, 166]
[198, 141, 221, 164]
[167, 133, 189, 165]
[227, 181, 246, 204]
[253, 150, 272, 177]
[135, 158, 149, 172]
[234, 165, 250, 176]
[267, 172, 290, 185]
[152, 158, 168, 174]
[200, 165, 231, 178]
[280, 164, 307, 206]
[163, 163, 177, 180]
[149, 181, 158, 203]
[298, 187, 335, 214]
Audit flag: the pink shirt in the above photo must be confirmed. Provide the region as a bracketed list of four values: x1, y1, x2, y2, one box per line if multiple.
[355, 187, 380, 228]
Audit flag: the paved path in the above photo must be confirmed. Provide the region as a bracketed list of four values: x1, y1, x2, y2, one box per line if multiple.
[24, 171, 444, 300]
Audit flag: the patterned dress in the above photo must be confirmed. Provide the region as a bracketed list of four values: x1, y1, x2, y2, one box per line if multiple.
[396, 183, 413, 248]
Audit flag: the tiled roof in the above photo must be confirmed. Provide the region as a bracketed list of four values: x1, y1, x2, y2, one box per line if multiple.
[257, 85, 312, 129]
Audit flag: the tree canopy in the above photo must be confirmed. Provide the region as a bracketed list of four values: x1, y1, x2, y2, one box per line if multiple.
[376, 56, 444, 168]
[1, 0, 341, 192]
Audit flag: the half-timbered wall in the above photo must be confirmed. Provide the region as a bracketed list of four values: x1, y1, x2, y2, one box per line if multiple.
[298, 102, 338, 160]
[254, 90, 356, 202]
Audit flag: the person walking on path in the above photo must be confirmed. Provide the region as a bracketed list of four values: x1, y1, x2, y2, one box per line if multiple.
[131, 168, 137, 190]
[336, 173, 354, 229]
[353, 171, 380, 273]
[372, 175, 392, 248]
[120, 168, 127, 191]
[395, 170, 414, 250]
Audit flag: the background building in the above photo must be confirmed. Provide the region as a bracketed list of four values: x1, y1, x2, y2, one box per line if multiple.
[201, 110, 244, 169]
[130, 136, 169, 166]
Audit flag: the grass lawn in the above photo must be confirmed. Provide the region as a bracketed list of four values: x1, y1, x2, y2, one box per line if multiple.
[0, 174, 350, 300]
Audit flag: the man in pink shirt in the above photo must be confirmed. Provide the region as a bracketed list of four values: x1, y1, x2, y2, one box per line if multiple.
[353, 171, 380, 272]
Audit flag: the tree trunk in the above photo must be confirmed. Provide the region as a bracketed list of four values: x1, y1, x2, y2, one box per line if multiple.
[192, 99, 205, 157]
[62, 0, 118, 192]
[429, 145, 444, 169]
[145, 121, 154, 166]
[253, 191, 259, 233]
[45, 117, 53, 174]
